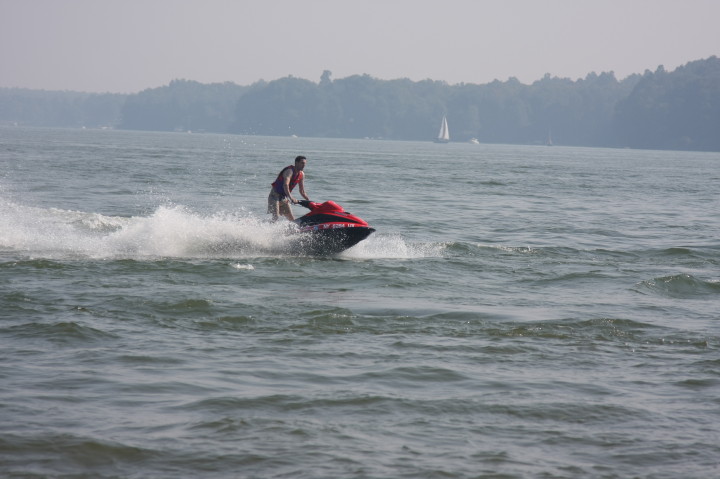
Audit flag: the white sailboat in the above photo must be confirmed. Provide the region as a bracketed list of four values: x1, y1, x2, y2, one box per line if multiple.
[434, 115, 450, 143]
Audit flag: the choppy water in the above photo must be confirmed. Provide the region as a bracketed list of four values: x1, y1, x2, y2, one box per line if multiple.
[1, 126, 719, 478]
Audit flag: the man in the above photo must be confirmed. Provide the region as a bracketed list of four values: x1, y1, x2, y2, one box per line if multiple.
[267, 155, 310, 221]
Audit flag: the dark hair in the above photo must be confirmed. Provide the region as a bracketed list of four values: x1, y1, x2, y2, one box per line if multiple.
[295, 155, 306, 163]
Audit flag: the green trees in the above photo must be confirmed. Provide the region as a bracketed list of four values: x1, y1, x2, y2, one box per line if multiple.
[614, 57, 720, 151]
[228, 58, 719, 151]
[119, 80, 248, 132]
[226, 71, 642, 146]
[0, 89, 125, 128]
[231, 74, 452, 140]
[2, 57, 719, 151]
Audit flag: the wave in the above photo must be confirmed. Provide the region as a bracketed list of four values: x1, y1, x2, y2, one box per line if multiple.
[444, 242, 720, 267]
[634, 273, 720, 299]
[4, 320, 117, 343]
[0, 433, 156, 474]
[0, 198, 437, 261]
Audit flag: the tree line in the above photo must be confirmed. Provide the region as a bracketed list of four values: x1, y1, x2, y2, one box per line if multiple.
[1, 56, 718, 151]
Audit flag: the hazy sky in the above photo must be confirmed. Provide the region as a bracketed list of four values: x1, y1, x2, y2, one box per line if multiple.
[1, 0, 718, 93]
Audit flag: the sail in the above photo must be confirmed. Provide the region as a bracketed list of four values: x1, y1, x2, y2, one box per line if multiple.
[436, 116, 450, 142]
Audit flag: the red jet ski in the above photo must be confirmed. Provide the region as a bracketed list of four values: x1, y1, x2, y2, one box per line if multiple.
[293, 200, 375, 255]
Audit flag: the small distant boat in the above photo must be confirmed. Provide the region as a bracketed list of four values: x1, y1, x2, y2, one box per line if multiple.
[434, 115, 450, 143]
[469, 138, 480, 144]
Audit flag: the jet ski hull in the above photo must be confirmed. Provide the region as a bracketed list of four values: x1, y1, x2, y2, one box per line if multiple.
[294, 225, 375, 255]
[292, 200, 375, 255]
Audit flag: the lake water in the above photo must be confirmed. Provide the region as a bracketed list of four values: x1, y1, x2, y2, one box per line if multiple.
[1, 126, 719, 478]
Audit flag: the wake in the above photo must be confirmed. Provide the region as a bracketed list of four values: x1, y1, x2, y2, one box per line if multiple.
[0, 199, 439, 260]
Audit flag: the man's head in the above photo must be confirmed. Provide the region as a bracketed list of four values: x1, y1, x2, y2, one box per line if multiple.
[295, 155, 307, 170]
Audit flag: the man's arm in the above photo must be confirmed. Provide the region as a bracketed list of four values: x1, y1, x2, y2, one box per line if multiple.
[298, 174, 309, 200]
[282, 169, 294, 200]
